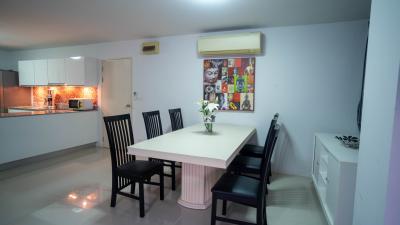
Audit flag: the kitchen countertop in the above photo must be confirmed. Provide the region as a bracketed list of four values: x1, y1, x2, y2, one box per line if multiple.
[8, 106, 57, 111]
[0, 109, 97, 118]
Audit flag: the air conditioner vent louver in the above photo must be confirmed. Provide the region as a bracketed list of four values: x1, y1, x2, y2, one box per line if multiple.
[142, 42, 159, 55]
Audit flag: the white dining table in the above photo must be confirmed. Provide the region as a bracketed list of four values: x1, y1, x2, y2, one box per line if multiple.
[127, 123, 256, 209]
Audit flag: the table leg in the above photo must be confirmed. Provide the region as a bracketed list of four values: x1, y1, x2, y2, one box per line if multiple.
[178, 163, 223, 209]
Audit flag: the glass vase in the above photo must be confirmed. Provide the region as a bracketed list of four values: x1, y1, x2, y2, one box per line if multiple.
[204, 122, 213, 133]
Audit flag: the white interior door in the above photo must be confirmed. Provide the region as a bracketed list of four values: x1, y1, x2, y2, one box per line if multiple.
[101, 58, 132, 147]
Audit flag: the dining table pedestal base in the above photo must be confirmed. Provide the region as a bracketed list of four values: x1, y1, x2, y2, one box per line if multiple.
[178, 163, 223, 209]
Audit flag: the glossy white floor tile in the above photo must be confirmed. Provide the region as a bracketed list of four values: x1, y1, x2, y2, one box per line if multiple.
[0, 147, 327, 225]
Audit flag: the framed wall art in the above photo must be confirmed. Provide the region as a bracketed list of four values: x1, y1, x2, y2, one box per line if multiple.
[203, 57, 255, 111]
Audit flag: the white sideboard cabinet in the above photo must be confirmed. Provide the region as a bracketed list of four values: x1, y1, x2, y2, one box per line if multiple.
[312, 133, 358, 225]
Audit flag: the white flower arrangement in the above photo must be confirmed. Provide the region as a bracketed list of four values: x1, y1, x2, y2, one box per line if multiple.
[198, 100, 219, 132]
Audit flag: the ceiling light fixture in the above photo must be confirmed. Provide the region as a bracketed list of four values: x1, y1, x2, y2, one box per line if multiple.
[192, 0, 227, 4]
[70, 56, 82, 60]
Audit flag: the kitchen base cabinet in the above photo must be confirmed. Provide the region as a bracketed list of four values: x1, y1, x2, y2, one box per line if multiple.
[312, 133, 358, 225]
[0, 111, 99, 165]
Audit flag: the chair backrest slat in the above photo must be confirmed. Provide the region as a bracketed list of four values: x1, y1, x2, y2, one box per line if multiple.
[103, 114, 136, 169]
[169, 108, 184, 131]
[142, 110, 163, 139]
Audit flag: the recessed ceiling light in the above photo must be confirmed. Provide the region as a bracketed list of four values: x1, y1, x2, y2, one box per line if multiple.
[70, 56, 82, 60]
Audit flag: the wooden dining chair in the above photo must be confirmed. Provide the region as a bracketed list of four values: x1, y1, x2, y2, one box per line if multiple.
[168, 108, 184, 131]
[142, 110, 178, 190]
[227, 121, 279, 183]
[211, 124, 280, 225]
[240, 113, 279, 158]
[238, 113, 279, 182]
[168, 108, 183, 169]
[103, 114, 164, 217]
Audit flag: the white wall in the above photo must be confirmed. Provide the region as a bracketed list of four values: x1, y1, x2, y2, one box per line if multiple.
[385, 74, 400, 225]
[0, 49, 16, 70]
[10, 20, 368, 176]
[353, 0, 400, 225]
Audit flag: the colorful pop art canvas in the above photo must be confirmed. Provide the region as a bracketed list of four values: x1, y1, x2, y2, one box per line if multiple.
[203, 58, 255, 111]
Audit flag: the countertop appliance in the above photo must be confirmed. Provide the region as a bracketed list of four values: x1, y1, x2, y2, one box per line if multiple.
[0, 70, 31, 113]
[68, 98, 94, 110]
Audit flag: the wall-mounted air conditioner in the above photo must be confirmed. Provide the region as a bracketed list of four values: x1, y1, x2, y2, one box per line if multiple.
[197, 32, 262, 56]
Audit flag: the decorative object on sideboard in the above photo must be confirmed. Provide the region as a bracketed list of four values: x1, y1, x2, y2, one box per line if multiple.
[335, 135, 359, 149]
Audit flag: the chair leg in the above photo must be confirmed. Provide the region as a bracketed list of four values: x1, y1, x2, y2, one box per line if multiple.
[160, 170, 164, 200]
[110, 178, 117, 207]
[130, 181, 136, 194]
[257, 206, 263, 225]
[110, 191, 117, 207]
[171, 162, 176, 191]
[264, 205, 268, 225]
[139, 182, 145, 217]
[222, 200, 227, 215]
[211, 195, 217, 225]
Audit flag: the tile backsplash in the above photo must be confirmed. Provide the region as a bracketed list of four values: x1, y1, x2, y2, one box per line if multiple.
[33, 86, 98, 106]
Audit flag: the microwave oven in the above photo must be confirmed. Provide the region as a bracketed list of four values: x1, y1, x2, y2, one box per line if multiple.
[68, 98, 94, 110]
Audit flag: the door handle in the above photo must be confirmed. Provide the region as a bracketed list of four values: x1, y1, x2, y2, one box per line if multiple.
[126, 104, 131, 108]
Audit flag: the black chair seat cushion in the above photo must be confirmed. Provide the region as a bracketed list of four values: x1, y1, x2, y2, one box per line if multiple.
[117, 160, 163, 179]
[230, 155, 262, 174]
[212, 173, 260, 206]
[239, 144, 264, 158]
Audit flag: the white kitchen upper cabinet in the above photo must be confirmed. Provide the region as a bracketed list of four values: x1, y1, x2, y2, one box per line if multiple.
[65, 57, 99, 86]
[65, 58, 85, 85]
[19, 57, 99, 86]
[18, 61, 35, 86]
[19, 60, 48, 86]
[83, 58, 100, 86]
[47, 58, 66, 84]
[33, 60, 48, 85]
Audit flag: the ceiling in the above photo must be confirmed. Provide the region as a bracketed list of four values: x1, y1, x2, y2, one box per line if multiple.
[0, 0, 371, 50]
